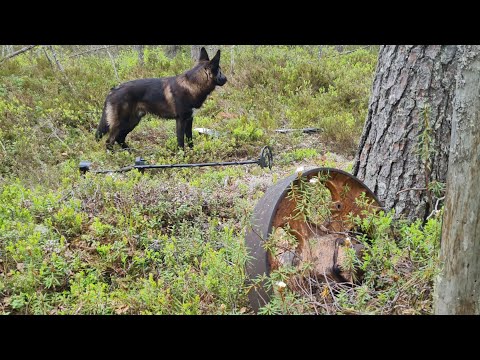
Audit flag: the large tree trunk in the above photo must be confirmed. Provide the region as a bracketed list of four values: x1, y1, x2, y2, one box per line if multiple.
[352, 45, 461, 220]
[434, 45, 480, 315]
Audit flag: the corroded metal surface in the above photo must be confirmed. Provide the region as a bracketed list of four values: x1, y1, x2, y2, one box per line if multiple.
[245, 168, 382, 313]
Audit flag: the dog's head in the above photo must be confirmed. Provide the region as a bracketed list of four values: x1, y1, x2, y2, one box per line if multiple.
[198, 47, 227, 87]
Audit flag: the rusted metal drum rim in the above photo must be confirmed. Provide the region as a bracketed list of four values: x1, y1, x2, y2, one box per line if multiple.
[244, 167, 383, 313]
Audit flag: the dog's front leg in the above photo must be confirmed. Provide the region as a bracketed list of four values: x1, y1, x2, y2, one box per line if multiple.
[176, 117, 186, 150]
[185, 116, 194, 149]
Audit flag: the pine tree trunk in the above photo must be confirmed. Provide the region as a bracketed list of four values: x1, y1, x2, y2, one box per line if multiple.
[434, 45, 480, 315]
[352, 45, 461, 220]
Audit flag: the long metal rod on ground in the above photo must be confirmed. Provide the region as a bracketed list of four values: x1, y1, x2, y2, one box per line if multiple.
[136, 159, 260, 169]
[80, 146, 273, 174]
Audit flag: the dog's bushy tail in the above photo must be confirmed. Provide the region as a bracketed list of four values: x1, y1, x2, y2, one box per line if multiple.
[95, 100, 109, 141]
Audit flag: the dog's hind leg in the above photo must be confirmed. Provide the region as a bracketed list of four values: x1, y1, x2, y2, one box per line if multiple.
[118, 112, 144, 150]
[96, 101, 110, 141]
[106, 116, 125, 151]
[106, 125, 120, 151]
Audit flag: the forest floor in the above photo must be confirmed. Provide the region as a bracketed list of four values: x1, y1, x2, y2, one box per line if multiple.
[0, 46, 441, 314]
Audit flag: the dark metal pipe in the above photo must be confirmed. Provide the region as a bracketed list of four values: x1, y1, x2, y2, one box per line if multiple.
[135, 159, 258, 169]
[79, 146, 273, 174]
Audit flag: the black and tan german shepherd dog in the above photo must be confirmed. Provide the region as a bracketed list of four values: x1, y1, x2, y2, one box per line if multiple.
[95, 47, 227, 150]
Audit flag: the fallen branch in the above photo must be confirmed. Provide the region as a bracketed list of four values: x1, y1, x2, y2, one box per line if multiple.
[48, 45, 64, 72]
[0, 45, 36, 64]
[42, 46, 54, 68]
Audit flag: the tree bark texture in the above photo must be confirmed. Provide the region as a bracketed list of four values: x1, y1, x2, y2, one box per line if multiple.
[353, 45, 460, 220]
[434, 45, 480, 315]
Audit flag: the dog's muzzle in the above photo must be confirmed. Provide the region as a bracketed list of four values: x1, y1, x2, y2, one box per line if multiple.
[216, 76, 227, 86]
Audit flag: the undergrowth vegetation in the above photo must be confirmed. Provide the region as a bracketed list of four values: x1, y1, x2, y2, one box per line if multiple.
[0, 45, 442, 314]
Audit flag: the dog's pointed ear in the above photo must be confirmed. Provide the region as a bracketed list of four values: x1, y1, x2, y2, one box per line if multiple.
[210, 49, 221, 68]
[199, 47, 209, 62]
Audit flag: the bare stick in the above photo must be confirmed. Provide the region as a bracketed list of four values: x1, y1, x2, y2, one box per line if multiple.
[0, 45, 36, 64]
[42, 46, 54, 68]
[426, 196, 446, 220]
[322, 270, 339, 310]
[387, 290, 401, 315]
[48, 46, 64, 72]
[43, 117, 72, 151]
[230, 45, 235, 75]
[48, 45, 75, 91]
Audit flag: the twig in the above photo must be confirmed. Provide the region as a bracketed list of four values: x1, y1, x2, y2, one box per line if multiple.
[323, 270, 339, 310]
[435, 196, 445, 210]
[306, 279, 319, 315]
[388, 290, 401, 314]
[74, 302, 84, 315]
[311, 273, 333, 314]
[47, 46, 75, 92]
[294, 276, 321, 314]
[396, 187, 427, 196]
[0, 45, 36, 64]
[426, 196, 445, 220]
[43, 118, 71, 150]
